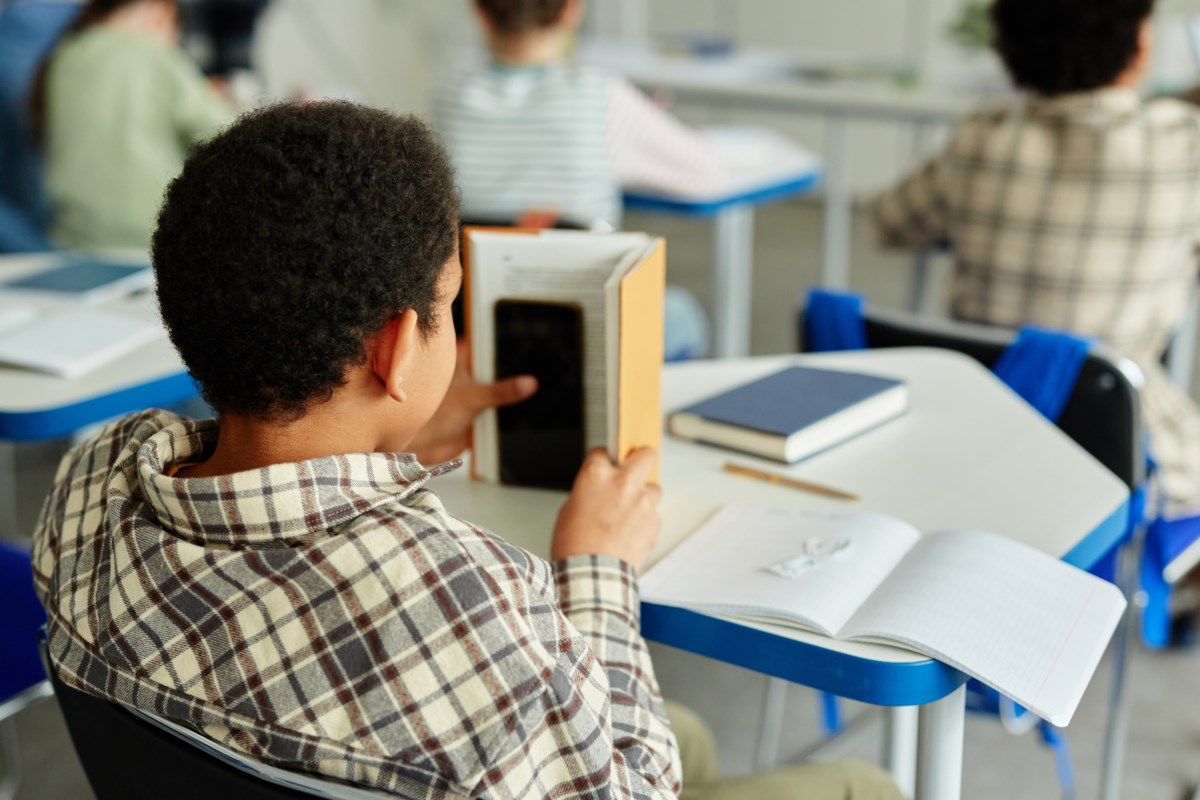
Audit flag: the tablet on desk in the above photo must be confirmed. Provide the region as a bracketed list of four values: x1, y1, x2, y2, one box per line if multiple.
[0, 260, 153, 304]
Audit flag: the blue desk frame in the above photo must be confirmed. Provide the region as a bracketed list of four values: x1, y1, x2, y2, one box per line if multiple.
[0, 371, 196, 442]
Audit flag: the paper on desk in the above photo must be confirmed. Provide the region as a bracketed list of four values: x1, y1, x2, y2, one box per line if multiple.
[0, 308, 163, 378]
[842, 530, 1126, 727]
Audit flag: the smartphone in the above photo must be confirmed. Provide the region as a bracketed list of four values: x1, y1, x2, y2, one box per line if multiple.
[493, 299, 586, 490]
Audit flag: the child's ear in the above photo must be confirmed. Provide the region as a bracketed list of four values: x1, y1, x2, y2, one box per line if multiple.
[373, 311, 421, 403]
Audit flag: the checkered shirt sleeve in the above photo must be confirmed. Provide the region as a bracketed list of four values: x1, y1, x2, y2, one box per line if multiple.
[869, 91, 1200, 516]
[32, 411, 682, 798]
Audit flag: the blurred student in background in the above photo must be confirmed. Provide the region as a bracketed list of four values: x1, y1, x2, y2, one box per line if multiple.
[435, 0, 721, 360]
[32, 0, 235, 251]
[870, 0, 1200, 522]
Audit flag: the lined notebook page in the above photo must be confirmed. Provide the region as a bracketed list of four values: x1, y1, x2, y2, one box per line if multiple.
[841, 530, 1126, 726]
[638, 503, 919, 636]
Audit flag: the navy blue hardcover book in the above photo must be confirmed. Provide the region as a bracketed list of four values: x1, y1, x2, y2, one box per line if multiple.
[668, 365, 907, 463]
[1, 260, 152, 301]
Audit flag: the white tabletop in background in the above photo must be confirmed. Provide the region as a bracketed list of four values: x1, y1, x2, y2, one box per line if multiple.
[579, 41, 991, 122]
[431, 348, 1129, 667]
[0, 253, 182, 415]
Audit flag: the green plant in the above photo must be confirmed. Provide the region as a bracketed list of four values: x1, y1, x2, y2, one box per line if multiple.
[947, 1, 993, 51]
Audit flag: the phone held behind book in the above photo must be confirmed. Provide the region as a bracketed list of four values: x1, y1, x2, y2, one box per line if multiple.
[639, 503, 1126, 727]
[465, 228, 665, 488]
[669, 365, 908, 463]
[493, 300, 586, 490]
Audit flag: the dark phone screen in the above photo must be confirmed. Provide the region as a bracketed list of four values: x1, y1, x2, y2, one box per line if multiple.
[494, 300, 586, 490]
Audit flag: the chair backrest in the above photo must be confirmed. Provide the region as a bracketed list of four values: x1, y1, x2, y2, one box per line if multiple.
[0, 541, 47, 711]
[43, 641, 398, 800]
[799, 306, 1145, 490]
[46, 664, 320, 799]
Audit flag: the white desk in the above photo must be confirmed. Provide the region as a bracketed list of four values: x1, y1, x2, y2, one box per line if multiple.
[623, 127, 821, 358]
[430, 348, 1129, 800]
[0, 254, 195, 532]
[582, 41, 996, 291]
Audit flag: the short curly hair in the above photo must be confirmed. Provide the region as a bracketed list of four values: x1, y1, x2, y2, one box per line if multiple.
[991, 0, 1154, 96]
[152, 102, 460, 421]
[475, 0, 567, 35]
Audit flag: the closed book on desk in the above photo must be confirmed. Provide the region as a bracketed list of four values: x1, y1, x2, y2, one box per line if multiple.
[640, 503, 1126, 727]
[0, 259, 152, 304]
[668, 365, 907, 463]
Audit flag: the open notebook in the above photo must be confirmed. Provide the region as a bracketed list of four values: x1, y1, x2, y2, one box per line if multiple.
[639, 503, 1126, 727]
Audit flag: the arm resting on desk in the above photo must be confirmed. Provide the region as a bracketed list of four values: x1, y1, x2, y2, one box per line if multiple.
[552, 553, 682, 796]
[869, 151, 952, 251]
[610, 77, 724, 198]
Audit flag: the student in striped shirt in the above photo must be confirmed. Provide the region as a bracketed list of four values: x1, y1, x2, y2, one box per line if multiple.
[435, 0, 723, 360]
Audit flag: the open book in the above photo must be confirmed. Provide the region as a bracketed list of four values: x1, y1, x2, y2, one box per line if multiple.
[465, 228, 665, 486]
[639, 503, 1126, 726]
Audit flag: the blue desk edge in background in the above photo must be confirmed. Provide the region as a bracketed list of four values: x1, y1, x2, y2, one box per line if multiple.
[0, 371, 198, 441]
[624, 172, 822, 218]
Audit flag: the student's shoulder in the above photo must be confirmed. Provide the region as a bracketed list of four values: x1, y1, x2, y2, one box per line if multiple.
[64, 409, 188, 471]
[350, 483, 556, 598]
[1139, 95, 1200, 130]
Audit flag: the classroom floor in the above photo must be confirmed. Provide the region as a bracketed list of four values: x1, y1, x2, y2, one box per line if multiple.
[6, 200, 1199, 799]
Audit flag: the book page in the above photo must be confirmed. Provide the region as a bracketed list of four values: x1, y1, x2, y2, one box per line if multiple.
[841, 530, 1126, 726]
[638, 503, 921, 636]
[468, 230, 651, 481]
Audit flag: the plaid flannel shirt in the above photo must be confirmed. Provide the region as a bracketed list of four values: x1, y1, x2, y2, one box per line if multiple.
[32, 411, 681, 798]
[871, 88, 1200, 517]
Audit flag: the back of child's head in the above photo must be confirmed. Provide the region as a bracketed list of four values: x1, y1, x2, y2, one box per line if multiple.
[991, 0, 1154, 96]
[475, 0, 569, 36]
[151, 102, 460, 421]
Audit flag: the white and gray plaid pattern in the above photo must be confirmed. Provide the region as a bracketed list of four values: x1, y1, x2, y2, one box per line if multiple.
[872, 88, 1200, 517]
[33, 411, 681, 798]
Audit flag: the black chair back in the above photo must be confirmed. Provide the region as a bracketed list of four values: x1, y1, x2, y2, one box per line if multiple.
[46, 667, 320, 800]
[799, 307, 1144, 490]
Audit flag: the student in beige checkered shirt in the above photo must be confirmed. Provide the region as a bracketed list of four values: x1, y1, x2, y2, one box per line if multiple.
[33, 103, 898, 798]
[872, 0, 1200, 520]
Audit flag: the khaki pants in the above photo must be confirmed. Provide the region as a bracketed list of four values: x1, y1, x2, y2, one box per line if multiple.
[667, 701, 903, 800]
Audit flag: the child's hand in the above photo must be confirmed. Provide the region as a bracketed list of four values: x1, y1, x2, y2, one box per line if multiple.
[551, 448, 662, 572]
[409, 371, 536, 464]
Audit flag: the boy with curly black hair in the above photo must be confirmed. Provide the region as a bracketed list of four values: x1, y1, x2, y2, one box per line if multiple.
[32, 101, 899, 799]
[872, 0, 1200, 522]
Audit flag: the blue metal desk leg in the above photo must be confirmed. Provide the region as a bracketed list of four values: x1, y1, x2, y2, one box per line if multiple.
[885, 705, 919, 798]
[712, 203, 755, 358]
[915, 684, 965, 800]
